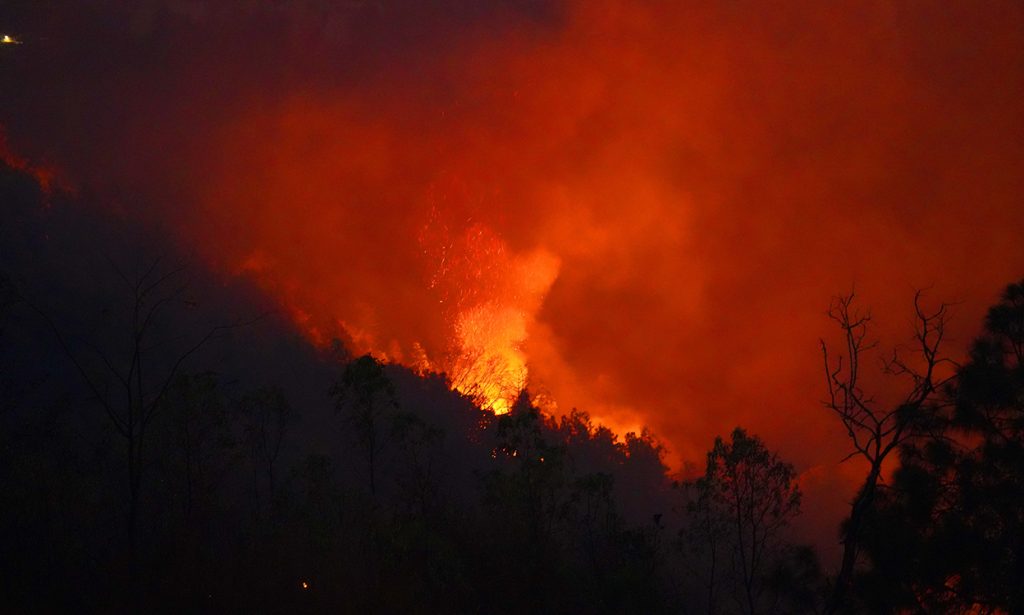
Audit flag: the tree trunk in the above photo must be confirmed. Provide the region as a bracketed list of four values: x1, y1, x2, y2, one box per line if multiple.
[127, 432, 143, 609]
[826, 461, 882, 614]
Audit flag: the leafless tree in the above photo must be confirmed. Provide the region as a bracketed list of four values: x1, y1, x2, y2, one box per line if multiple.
[820, 290, 957, 613]
[163, 371, 232, 523]
[24, 257, 256, 564]
[239, 386, 293, 520]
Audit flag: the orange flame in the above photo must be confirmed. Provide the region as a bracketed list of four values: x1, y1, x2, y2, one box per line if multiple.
[0, 128, 63, 198]
[210, 123, 560, 413]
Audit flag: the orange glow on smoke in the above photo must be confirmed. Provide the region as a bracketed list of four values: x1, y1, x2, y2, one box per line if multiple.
[9, 5, 1023, 561]
[0, 129, 61, 197]
[422, 221, 560, 413]
[198, 97, 562, 414]
[185, 1, 1024, 467]
[448, 266, 558, 413]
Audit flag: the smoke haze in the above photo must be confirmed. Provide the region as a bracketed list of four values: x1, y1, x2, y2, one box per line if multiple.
[3, 0, 1023, 554]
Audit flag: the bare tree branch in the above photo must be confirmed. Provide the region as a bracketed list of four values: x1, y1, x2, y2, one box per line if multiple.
[822, 289, 955, 614]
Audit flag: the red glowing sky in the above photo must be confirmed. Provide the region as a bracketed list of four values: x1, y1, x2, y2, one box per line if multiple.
[3, 0, 1024, 550]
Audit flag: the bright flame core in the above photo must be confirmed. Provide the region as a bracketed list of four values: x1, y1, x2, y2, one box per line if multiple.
[451, 303, 529, 413]
[314, 220, 559, 414]
[420, 220, 560, 413]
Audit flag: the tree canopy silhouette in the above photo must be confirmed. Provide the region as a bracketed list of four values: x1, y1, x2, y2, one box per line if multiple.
[857, 279, 1024, 613]
[683, 427, 806, 615]
[820, 290, 955, 612]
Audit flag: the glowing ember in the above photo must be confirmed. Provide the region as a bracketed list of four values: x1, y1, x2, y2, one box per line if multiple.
[450, 302, 529, 413]
[424, 220, 560, 414]
[300, 580, 309, 590]
[1, 34, 20, 45]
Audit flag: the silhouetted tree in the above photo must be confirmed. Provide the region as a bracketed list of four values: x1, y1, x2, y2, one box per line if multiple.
[859, 278, 1024, 612]
[161, 371, 234, 523]
[820, 290, 955, 612]
[239, 385, 294, 520]
[685, 428, 802, 615]
[0, 271, 14, 326]
[681, 467, 730, 614]
[764, 545, 823, 614]
[0, 271, 16, 410]
[391, 410, 444, 517]
[482, 393, 571, 593]
[144, 370, 239, 604]
[22, 257, 246, 586]
[330, 354, 399, 497]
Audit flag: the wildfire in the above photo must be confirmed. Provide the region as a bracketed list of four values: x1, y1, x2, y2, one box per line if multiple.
[0, 127, 62, 198]
[1, 34, 21, 45]
[194, 89, 588, 422]
[450, 302, 529, 413]
[216, 156, 560, 415]
[422, 218, 560, 414]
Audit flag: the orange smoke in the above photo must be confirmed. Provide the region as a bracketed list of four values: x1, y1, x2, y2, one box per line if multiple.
[422, 220, 560, 413]
[171, 0, 1024, 467]
[0, 128, 62, 198]
[194, 95, 564, 414]
[4, 0, 1024, 558]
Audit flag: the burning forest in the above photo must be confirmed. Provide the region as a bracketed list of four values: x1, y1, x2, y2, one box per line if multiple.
[1, 1, 1023, 613]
